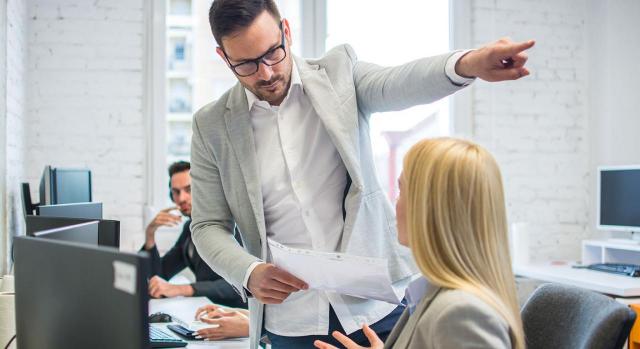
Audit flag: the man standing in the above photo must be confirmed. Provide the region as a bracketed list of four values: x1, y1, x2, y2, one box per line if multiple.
[142, 161, 246, 308]
[190, 1, 534, 347]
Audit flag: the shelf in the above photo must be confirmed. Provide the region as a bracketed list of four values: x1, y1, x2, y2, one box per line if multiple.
[582, 240, 640, 265]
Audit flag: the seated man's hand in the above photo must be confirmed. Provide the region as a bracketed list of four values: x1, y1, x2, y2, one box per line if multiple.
[144, 207, 182, 249]
[456, 37, 535, 82]
[314, 324, 383, 349]
[194, 307, 249, 340]
[148, 275, 194, 298]
[247, 263, 308, 304]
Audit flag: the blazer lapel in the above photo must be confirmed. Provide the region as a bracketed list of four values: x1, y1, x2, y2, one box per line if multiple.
[295, 57, 363, 189]
[383, 307, 411, 348]
[224, 84, 267, 243]
[295, 57, 364, 248]
[389, 285, 442, 349]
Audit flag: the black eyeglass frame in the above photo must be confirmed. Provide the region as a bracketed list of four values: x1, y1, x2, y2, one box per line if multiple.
[221, 22, 287, 77]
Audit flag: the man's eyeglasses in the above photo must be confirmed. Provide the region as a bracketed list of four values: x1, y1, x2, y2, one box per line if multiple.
[222, 22, 287, 77]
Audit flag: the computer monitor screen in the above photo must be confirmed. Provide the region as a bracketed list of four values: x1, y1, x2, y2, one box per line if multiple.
[13, 236, 150, 349]
[54, 168, 92, 204]
[26, 215, 119, 248]
[37, 202, 102, 219]
[39, 166, 92, 205]
[32, 221, 99, 245]
[598, 166, 640, 231]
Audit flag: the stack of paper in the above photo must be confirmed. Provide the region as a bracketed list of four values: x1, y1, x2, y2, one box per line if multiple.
[268, 239, 401, 304]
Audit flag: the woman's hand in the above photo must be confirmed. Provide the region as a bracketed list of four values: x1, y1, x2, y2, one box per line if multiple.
[314, 324, 383, 349]
[195, 304, 250, 320]
[193, 304, 249, 340]
[195, 304, 225, 320]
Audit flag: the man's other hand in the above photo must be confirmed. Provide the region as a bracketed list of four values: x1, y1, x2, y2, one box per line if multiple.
[148, 275, 194, 298]
[144, 207, 182, 249]
[247, 263, 308, 304]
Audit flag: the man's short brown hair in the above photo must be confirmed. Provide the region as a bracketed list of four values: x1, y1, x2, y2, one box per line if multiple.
[209, 0, 281, 48]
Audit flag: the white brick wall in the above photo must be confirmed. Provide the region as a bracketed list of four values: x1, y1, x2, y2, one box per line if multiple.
[3, 0, 28, 273]
[470, 0, 591, 262]
[25, 0, 147, 250]
[587, 0, 640, 237]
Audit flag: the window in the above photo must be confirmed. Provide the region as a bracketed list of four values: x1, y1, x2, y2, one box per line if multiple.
[326, 0, 450, 200]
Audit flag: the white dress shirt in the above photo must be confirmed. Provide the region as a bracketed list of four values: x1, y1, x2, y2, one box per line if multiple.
[243, 54, 474, 336]
[405, 277, 432, 315]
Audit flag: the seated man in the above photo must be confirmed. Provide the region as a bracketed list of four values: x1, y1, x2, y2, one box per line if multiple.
[141, 161, 246, 308]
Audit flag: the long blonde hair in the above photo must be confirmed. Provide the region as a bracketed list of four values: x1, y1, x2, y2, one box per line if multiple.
[402, 137, 525, 349]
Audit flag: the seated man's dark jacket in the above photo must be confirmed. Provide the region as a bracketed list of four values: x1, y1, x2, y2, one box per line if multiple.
[141, 220, 247, 308]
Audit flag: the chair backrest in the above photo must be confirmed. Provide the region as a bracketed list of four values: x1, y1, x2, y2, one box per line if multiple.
[521, 283, 636, 349]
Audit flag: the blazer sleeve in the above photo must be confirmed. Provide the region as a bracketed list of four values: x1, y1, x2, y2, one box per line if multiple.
[189, 111, 260, 301]
[412, 302, 512, 349]
[343, 44, 465, 117]
[140, 226, 189, 280]
[191, 279, 248, 308]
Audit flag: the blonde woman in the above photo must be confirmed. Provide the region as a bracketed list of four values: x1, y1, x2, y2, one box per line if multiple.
[315, 138, 525, 349]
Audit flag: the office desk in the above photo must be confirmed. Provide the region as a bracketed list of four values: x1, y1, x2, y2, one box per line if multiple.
[149, 297, 250, 348]
[514, 264, 640, 297]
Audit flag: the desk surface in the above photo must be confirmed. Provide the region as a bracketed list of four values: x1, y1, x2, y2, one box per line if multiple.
[515, 264, 640, 297]
[149, 297, 250, 348]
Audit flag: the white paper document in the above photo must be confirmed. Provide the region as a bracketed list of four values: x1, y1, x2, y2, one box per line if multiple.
[268, 239, 401, 304]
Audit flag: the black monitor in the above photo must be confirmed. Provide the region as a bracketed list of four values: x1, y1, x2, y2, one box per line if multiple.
[598, 166, 640, 233]
[13, 235, 151, 349]
[26, 215, 120, 248]
[37, 202, 103, 219]
[32, 221, 99, 245]
[21, 182, 37, 216]
[39, 165, 92, 205]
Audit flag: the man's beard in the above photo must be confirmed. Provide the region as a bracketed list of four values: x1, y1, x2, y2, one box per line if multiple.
[250, 73, 289, 103]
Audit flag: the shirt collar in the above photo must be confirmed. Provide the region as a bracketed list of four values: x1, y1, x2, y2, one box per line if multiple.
[405, 276, 439, 315]
[244, 59, 303, 110]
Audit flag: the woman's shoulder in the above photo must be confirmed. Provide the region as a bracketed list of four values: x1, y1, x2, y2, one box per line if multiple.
[415, 288, 512, 348]
[430, 288, 506, 319]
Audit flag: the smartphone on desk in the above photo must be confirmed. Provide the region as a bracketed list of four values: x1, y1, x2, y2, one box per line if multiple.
[167, 324, 202, 340]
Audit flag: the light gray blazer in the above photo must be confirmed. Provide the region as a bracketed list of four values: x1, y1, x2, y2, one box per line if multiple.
[384, 286, 512, 349]
[189, 44, 466, 348]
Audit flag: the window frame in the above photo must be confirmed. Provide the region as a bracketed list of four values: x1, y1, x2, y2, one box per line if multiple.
[145, 0, 168, 210]
[0, 0, 8, 274]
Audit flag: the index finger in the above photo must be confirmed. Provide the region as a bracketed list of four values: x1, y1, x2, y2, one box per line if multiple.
[498, 39, 535, 56]
[331, 331, 360, 349]
[272, 268, 308, 290]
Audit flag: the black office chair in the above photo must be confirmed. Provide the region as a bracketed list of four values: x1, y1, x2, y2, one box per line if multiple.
[521, 283, 636, 349]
